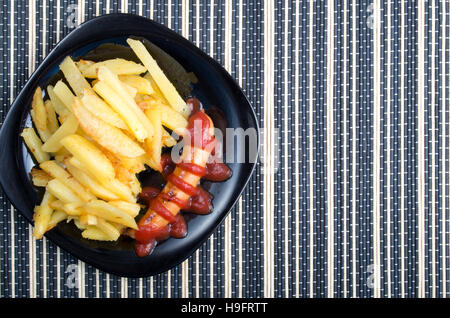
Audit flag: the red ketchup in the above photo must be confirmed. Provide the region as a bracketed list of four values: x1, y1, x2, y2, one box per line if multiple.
[134, 99, 232, 257]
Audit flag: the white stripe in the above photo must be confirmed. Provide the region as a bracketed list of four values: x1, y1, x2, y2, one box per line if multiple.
[294, 0, 300, 298]
[446, 3, 450, 297]
[195, 250, 199, 297]
[386, 0, 392, 298]
[373, 0, 381, 298]
[96, 0, 100, 16]
[326, 0, 335, 298]
[121, 0, 128, 13]
[400, 0, 406, 298]
[224, 0, 232, 298]
[308, 0, 314, 298]
[138, 278, 143, 298]
[168, 0, 171, 28]
[263, 0, 275, 298]
[196, 0, 200, 46]
[56, 0, 60, 42]
[237, 0, 243, 298]
[209, 0, 214, 57]
[418, 0, 426, 298]
[441, 0, 447, 298]
[209, 235, 213, 297]
[121, 276, 127, 297]
[342, 0, 348, 298]
[351, 0, 357, 298]
[78, 259, 84, 297]
[431, 0, 437, 298]
[150, 0, 154, 19]
[168, 269, 171, 297]
[106, 273, 110, 298]
[283, 0, 290, 298]
[95, 269, 100, 298]
[138, 0, 142, 16]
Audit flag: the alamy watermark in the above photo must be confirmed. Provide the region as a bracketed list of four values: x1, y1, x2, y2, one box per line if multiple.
[169, 119, 279, 175]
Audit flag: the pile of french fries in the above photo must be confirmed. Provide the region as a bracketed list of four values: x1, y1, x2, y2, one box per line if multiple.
[22, 38, 190, 241]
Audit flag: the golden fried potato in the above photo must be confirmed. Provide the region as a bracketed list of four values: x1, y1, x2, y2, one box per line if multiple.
[72, 98, 145, 158]
[60, 134, 115, 184]
[79, 58, 146, 78]
[21, 127, 50, 163]
[127, 38, 189, 117]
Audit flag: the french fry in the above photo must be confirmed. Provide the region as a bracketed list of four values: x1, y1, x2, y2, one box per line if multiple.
[93, 82, 148, 142]
[46, 178, 83, 204]
[79, 58, 146, 78]
[122, 82, 138, 98]
[30, 168, 52, 187]
[41, 114, 79, 152]
[53, 147, 71, 163]
[118, 156, 146, 175]
[128, 174, 141, 198]
[97, 66, 154, 140]
[30, 109, 52, 142]
[83, 200, 138, 230]
[49, 200, 66, 211]
[158, 102, 188, 131]
[82, 226, 114, 241]
[74, 218, 87, 230]
[59, 56, 92, 96]
[104, 179, 136, 202]
[72, 98, 145, 158]
[32, 87, 47, 131]
[21, 127, 50, 163]
[127, 38, 189, 117]
[79, 214, 98, 226]
[33, 190, 55, 239]
[40, 160, 95, 202]
[64, 202, 83, 216]
[67, 155, 133, 202]
[81, 89, 127, 129]
[47, 85, 71, 117]
[53, 80, 75, 110]
[65, 158, 119, 201]
[75, 59, 95, 74]
[162, 128, 177, 147]
[145, 107, 162, 171]
[144, 72, 167, 102]
[60, 134, 115, 183]
[109, 200, 141, 218]
[119, 75, 154, 95]
[47, 210, 67, 231]
[44, 100, 59, 133]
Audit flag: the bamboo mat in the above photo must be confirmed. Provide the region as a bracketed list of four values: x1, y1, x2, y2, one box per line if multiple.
[0, 0, 449, 298]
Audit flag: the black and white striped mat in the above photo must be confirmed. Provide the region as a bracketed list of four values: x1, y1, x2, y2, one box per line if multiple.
[1, 0, 449, 298]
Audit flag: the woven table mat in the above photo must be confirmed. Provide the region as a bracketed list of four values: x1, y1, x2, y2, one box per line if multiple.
[0, 0, 449, 298]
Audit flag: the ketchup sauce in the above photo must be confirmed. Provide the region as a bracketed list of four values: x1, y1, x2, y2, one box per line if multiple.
[134, 98, 232, 257]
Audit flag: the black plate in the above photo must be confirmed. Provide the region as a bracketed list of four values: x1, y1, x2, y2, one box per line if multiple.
[0, 13, 259, 277]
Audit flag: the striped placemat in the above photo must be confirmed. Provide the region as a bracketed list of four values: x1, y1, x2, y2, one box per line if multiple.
[0, 0, 449, 298]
